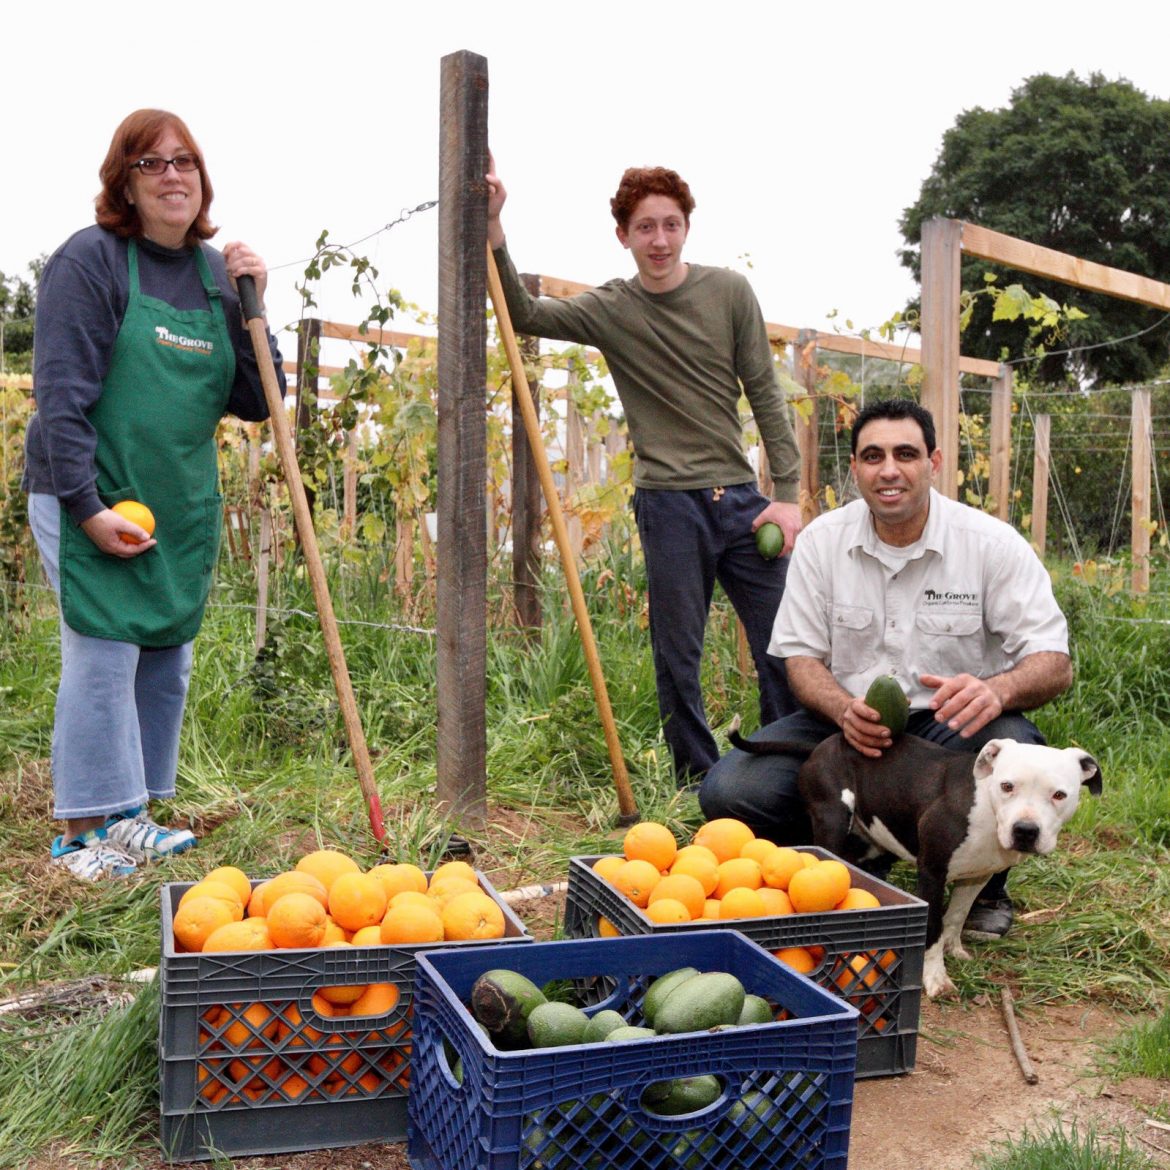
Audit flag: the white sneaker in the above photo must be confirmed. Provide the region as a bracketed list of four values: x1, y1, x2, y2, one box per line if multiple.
[104, 806, 197, 861]
[51, 829, 138, 880]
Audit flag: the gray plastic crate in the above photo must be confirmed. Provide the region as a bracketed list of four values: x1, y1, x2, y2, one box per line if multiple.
[158, 872, 530, 1161]
[564, 846, 926, 1077]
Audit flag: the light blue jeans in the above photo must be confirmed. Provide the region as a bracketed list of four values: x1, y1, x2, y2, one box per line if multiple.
[28, 493, 193, 820]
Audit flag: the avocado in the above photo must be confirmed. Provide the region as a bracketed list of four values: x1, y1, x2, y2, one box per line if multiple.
[864, 674, 909, 735]
[755, 522, 785, 559]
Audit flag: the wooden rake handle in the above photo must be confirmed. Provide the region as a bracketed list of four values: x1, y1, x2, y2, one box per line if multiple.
[485, 247, 639, 824]
[238, 277, 385, 843]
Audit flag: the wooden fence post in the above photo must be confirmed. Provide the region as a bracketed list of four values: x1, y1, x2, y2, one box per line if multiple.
[920, 217, 962, 499]
[512, 274, 543, 631]
[565, 372, 584, 561]
[1031, 413, 1050, 556]
[794, 330, 820, 525]
[435, 50, 489, 827]
[989, 364, 1012, 521]
[1131, 387, 1151, 594]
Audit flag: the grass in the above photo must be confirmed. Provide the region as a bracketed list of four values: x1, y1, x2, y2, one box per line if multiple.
[0, 539, 1168, 1166]
[975, 1122, 1159, 1170]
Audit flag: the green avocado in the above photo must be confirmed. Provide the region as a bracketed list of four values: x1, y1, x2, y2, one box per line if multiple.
[864, 674, 909, 735]
[754, 522, 785, 559]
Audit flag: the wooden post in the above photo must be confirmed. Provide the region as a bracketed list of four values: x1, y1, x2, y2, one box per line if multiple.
[342, 428, 358, 539]
[295, 317, 322, 440]
[435, 50, 489, 826]
[1131, 387, 1151, 594]
[1031, 413, 1050, 556]
[990, 364, 1013, 521]
[512, 274, 543, 630]
[920, 218, 963, 498]
[794, 330, 820, 524]
[254, 509, 272, 654]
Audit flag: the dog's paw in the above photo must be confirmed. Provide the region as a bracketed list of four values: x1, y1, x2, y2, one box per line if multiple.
[923, 947, 958, 999]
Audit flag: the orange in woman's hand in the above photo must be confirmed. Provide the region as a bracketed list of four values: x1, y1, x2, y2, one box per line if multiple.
[112, 499, 155, 543]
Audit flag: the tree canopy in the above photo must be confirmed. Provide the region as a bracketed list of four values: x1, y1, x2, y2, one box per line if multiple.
[900, 72, 1170, 386]
[0, 258, 42, 375]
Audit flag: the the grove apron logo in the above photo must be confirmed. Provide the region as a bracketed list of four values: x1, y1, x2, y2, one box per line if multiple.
[154, 324, 214, 355]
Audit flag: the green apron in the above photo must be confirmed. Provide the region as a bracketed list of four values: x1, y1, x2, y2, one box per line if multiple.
[58, 240, 235, 647]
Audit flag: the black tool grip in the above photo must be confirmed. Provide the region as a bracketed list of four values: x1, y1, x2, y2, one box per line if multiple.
[237, 274, 263, 322]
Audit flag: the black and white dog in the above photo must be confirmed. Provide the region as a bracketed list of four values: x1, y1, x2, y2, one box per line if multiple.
[728, 729, 1101, 997]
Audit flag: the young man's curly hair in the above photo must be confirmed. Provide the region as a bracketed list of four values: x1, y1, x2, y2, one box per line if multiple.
[610, 167, 696, 230]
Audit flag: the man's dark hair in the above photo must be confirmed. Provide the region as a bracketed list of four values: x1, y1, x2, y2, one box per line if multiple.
[850, 398, 937, 454]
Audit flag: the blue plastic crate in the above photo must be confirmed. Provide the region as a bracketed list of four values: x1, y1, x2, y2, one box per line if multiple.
[158, 873, 531, 1161]
[407, 930, 858, 1170]
[564, 847, 926, 1077]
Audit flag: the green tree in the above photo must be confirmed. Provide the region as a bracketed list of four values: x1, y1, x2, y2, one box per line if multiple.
[0, 257, 43, 375]
[900, 72, 1170, 386]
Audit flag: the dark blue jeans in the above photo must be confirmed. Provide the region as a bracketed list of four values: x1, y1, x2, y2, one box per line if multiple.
[633, 484, 796, 784]
[699, 707, 1049, 900]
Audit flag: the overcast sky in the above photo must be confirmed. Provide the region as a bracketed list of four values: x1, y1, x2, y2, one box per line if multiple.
[4, 0, 1167, 371]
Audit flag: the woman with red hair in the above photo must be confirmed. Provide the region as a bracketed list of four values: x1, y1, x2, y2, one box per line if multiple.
[23, 109, 285, 880]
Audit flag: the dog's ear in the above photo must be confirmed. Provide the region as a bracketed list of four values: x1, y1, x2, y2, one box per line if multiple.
[972, 738, 1008, 779]
[1073, 750, 1103, 795]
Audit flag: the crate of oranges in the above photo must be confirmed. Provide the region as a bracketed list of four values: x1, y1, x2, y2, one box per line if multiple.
[158, 852, 530, 1161]
[563, 818, 927, 1078]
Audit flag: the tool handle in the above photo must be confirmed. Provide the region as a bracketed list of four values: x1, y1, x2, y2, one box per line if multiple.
[238, 273, 264, 322]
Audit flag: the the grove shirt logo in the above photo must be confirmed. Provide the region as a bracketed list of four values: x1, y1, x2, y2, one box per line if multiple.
[154, 325, 213, 355]
[923, 587, 980, 607]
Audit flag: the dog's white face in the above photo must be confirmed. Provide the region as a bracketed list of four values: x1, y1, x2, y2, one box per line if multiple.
[973, 740, 1101, 855]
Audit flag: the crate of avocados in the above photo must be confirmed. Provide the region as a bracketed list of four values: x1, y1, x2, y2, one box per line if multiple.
[564, 847, 927, 1078]
[158, 873, 531, 1161]
[407, 930, 858, 1170]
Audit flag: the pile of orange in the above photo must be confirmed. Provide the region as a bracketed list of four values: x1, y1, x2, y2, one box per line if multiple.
[593, 817, 883, 932]
[174, 851, 508, 964]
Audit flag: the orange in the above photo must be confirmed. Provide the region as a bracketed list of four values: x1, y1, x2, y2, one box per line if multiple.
[645, 897, 690, 924]
[441, 890, 506, 941]
[773, 946, 817, 974]
[328, 872, 389, 932]
[426, 875, 480, 910]
[610, 858, 662, 908]
[701, 898, 722, 920]
[173, 895, 236, 952]
[739, 838, 779, 865]
[429, 859, 478, 889]
[756, 887, 794, 916]
[380, 901, 444, 944]
[202, 918, 274, 953]
[622, 821, 678, 872]
[389, 890, 434, 912]
[788, 860, 851, 914]
[836, 887, 882, 911]
[321, 918, 350, 945]
[368, 862, 428, 900]
[179, 880, 245, 920]
[670, 846, 720, 896]
[760, 847, 806, 891]
[319, 970, 369, 1007]
[592, 855, 626, 883]
[832, 954, 881, 995]
[799, 851, 820, 868]
[264, 870, 329, 910]
[267, 892, 328, 948]
[719, 886, 767, 919]
[349, 982, 400, 1018]
[248, 880, 273, 918]
[111, 499, 155, 544]
[350, 925, 385, 947]
[597, 916, 621, 937]
[295, 849, 361, 893]
[646, 872, 706, 920]
[203, 866, 253, 908]
[714, 857, 763, 898]
[692, 818, 755, 864]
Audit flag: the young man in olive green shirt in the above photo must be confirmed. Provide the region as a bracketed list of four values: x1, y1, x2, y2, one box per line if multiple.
[486, 163, 802, 784]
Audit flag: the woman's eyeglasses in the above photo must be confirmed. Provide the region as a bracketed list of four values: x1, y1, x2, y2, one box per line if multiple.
[130, 154, 200, 175]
